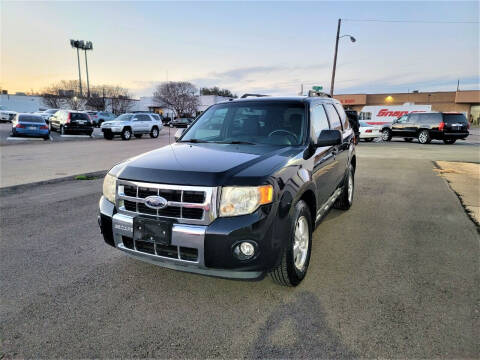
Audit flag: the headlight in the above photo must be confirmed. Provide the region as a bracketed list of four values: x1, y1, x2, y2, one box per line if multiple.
[103, 173, 117, 203]
[219, 185, 273, 217]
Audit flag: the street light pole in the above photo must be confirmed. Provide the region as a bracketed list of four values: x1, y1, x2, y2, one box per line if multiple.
[76, 47, 83, 97]
[84, 49, 90, 98]
[330, 18, 341, 97]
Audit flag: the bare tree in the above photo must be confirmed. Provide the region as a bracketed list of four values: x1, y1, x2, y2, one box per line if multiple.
[153, 82, 199, 117]
[41, 81, 135, 114]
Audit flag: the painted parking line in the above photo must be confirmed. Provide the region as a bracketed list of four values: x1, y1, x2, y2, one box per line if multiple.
[7, 137, 45, 141]
[60, 135, 92, 138]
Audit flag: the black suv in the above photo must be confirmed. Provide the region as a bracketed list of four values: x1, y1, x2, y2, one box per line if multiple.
[383, 112, 469, 144]
[49, 110, 94, 136]
[98, 95, 356, 286]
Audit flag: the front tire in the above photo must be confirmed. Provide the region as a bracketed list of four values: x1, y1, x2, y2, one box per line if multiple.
[270, 200, 312, 287]
[418, 130, 431, 144]
[382, 128, 392, 141]
[334, 164, 354, 210]
[443, 139, 456, 144]
[121, 128, 132, 140]
[150, 126, 159, 138]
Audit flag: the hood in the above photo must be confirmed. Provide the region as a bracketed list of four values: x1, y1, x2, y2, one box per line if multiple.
[115, 142, 303, 186]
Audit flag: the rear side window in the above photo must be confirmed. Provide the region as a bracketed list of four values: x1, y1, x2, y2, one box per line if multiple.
[19, 115, 45, 123]
[70, 113, 89, 120]
[324, 104, 342, 130]
[137, 114, 151, 121]
[310, 105, 330, 140]
[443, 113, 467, 124]
[416, 113, 442, 124]
[333, 103, 349, 130]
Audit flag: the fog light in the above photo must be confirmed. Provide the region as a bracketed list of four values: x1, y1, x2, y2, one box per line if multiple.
[233, 241, 256, 260]
[240, 242, 255, 256]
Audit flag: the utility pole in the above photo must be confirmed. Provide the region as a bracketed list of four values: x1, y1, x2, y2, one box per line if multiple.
[330, 19, 341, 97]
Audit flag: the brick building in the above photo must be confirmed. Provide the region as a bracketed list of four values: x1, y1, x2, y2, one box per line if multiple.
[334, 90, 480, 124]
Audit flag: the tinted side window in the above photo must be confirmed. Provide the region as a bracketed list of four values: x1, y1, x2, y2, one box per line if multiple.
[409, 114, 421, 123]
[324, 104, 342, 130]
[138, 114, 151, 121]
[310, 105, 330, 139]
[417, 113, 442, 124]
[333, 103, 349, 130]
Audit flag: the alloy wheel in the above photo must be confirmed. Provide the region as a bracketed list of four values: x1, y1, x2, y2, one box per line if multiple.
[293, 216, 309, 271]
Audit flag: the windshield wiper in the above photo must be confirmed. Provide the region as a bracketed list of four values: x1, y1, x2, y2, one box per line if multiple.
[215, 140, 256, 145]
[179, 139, 210, 143]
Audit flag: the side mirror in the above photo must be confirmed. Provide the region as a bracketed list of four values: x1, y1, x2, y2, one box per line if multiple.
[316, 129, 342, 147]
[174, 128, 185, 141]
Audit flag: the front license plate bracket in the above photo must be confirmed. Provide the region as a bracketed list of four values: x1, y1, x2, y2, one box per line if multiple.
[133, 217, 173, 245]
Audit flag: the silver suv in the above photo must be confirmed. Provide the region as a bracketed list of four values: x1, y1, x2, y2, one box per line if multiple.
[100, 113, 163, 140]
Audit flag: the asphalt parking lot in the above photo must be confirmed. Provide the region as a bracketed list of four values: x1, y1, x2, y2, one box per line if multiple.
[0, 140, 479, 358]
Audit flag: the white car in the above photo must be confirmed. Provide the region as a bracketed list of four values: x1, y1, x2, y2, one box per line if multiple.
[100, 113, 163, 140]
[0, 105, 17, 122]
[359, 121, 382, 142]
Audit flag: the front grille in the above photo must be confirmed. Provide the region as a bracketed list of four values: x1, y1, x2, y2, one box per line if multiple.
[116, 180, 217, 225]
[122, 236, 198, 262]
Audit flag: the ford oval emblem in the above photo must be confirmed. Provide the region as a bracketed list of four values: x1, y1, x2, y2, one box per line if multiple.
[144, 195, 168, 209]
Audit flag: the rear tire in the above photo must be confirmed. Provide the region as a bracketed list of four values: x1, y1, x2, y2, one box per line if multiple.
[418, 129, 431, 144]
[270, 200, 312, 287]
[150, 126, 159, 138]
[121, 128, 132, 140]
[443, 139, 456, 144]
[334, 164, 354, 210]
[103, 132, 113, 140]
[382, 128, 392, 141]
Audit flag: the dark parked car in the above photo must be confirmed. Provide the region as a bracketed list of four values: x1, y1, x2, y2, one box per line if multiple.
[169, 117, 194, 128]
[383, 112, 469, 144]
[49, 110, 94, 136]
[98, 94, 356, 286]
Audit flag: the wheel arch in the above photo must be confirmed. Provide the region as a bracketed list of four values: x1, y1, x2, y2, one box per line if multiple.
[298, 189, 316, 227]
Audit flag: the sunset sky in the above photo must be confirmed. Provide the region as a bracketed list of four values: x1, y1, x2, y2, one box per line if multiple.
[1, 1, 478, 97]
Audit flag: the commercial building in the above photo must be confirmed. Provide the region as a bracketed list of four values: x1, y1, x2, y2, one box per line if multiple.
[334, 90, 480, 124]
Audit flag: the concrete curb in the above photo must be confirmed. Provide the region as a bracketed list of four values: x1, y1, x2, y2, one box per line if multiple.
[0, 170, 108, 196]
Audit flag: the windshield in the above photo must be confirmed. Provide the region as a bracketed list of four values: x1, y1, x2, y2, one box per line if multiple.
[113, 114, 132, 122]
[19, 115, 45, 123]
[181, 102, 306, 146]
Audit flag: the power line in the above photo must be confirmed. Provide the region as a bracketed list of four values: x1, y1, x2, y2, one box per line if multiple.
[343, 18, 479, 24]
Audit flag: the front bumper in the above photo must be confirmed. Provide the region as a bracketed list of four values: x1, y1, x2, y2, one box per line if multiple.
[98, 196, 279, 280]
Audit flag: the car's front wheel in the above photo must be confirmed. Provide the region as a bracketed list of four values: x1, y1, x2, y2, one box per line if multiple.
[270, 200, 312, 287]
[121, 128, 132, 140]
[418, 130, 431, 144]
[103, 132, 113, 140]
[382, 128, 392, 141]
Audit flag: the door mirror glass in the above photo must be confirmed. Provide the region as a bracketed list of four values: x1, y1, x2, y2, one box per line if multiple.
[316, 129, 341, 147]
[174, 128, 185, 141]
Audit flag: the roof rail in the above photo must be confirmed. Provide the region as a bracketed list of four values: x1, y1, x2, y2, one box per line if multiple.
[240, 93, 268, 99]
[308, 90, 331, 98]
